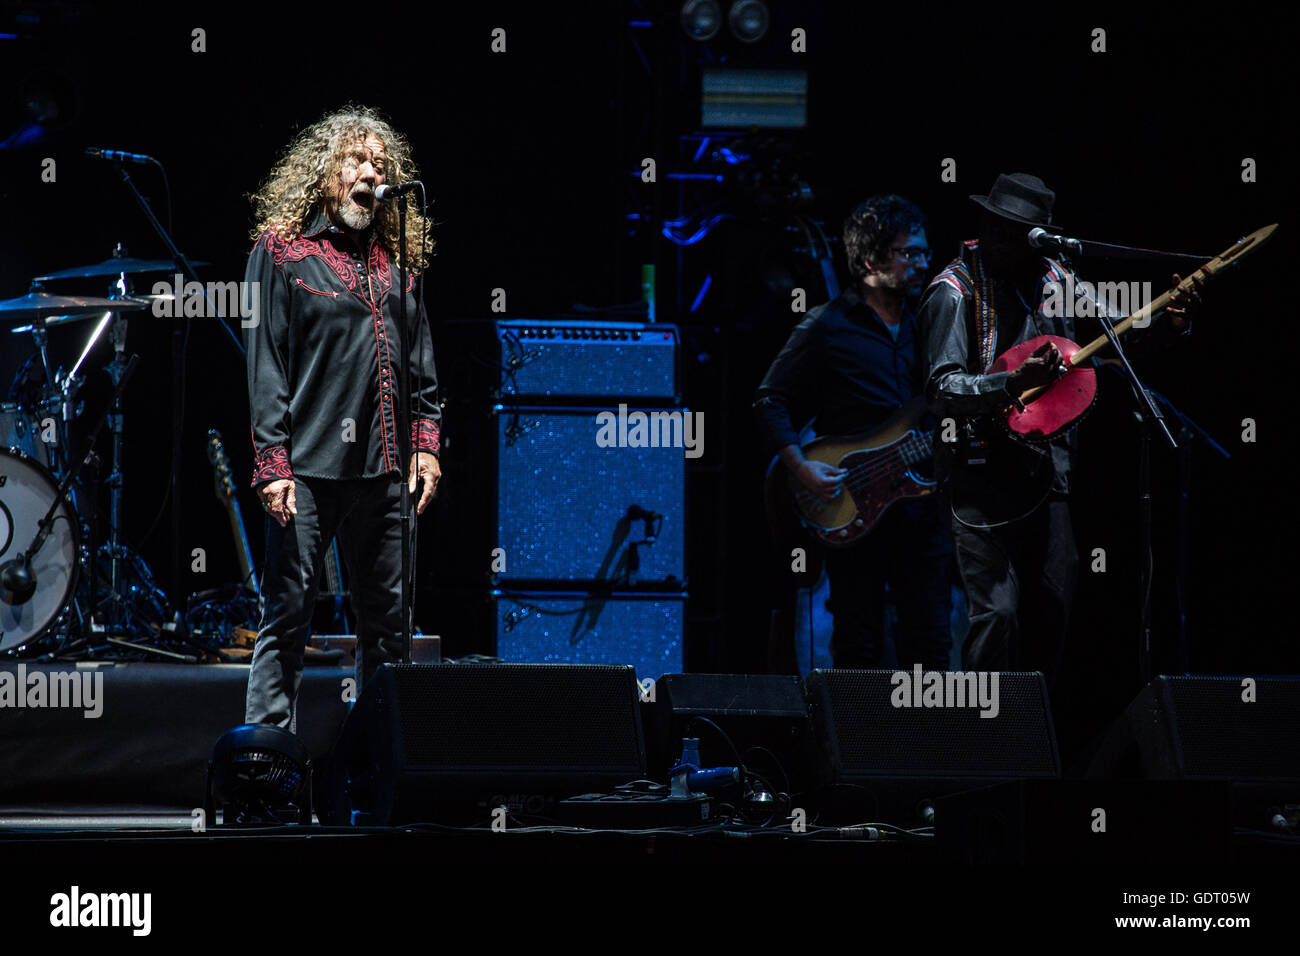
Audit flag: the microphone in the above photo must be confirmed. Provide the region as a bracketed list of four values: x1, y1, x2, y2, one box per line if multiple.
[374, 182, 422, 203]
[1027, 227, 1083, 255]
[0, 554, 36, 606]
[85, 147, 156, 165]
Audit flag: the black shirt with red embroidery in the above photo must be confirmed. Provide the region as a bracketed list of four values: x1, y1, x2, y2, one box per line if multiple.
[244, 207, 441, 488]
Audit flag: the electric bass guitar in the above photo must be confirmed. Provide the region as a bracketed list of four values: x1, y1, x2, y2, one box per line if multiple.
[764, 398, 936, 548]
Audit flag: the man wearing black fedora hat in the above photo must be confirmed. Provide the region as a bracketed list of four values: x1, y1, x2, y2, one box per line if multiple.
[917, 172, 1197, 683]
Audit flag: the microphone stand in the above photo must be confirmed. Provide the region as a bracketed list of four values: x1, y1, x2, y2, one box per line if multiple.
[1101, 370, 1230, 675]
[395, 191, 414, 663]
[1065, 251, 1184, 684]
[107, 160, 244, 356]
[1087, 304, 1176, 686]
[1042, 234, 1213, 265]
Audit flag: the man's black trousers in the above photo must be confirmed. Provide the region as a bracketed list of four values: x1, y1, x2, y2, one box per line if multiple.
[245, 476, 410, 730]
[950, 494, 1077, 685]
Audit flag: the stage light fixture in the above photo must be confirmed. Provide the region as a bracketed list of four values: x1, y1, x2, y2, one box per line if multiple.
[728, 1, 769, 43]
[204, 723, 313, 826]
[680, 0, 722, 41]
[701, 69, 807, 129]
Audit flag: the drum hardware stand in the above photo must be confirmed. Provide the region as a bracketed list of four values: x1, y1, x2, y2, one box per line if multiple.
[25, 310, 75, 477]
[97, 287, 135, 633]
[83, 449, 100, 627]
[2, 252, 198, 654]
[0, 356, 139, 632]
[38, 284, 134, 637]
[104, 635, 200, 663]
[63, 266, 168, 640]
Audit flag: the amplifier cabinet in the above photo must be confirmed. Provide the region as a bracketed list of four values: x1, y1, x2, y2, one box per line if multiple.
[495, 319, 679, 402]
[492, 589, 685, 682]
[494, 405, 686, 586]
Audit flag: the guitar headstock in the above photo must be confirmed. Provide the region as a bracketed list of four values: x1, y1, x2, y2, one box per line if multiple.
[206, 428, 236, 501]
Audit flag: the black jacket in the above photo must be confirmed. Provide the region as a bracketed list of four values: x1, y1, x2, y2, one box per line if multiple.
[244, 208, 441, 488]
[918, 240, 1181, 500]
[753, 286, 922, 458]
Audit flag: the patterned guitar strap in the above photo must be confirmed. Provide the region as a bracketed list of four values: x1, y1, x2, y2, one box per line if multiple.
[969, 243, 999, 373]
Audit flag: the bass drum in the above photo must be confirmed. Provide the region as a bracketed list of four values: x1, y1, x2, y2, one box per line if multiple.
[0, 447, 79, 650]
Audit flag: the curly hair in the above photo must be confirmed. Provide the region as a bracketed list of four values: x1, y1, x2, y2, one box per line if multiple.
[843, 195, 926, 282]
[248, 104, 433, 272]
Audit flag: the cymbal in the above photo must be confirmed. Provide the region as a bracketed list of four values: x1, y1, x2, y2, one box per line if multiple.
[34, 257, 210, 281]
[1, 290, 150, 324]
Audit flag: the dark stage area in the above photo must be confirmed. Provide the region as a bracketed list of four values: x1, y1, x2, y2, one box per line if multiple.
[0, 0, 1296, 938]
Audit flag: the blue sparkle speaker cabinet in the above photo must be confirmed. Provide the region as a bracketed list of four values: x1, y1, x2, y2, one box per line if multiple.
[494, 405, 687, 587]
[493, 590, 685, 682]
[495, 319, 679, 402]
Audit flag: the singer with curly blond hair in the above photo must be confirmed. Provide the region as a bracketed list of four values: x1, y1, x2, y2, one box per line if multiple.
[243, 104, 441, 731]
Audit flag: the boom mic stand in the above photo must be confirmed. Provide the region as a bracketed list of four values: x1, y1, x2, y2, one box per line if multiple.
[103, 153, 244, 613]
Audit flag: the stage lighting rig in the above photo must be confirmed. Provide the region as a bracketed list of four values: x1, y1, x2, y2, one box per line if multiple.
[679, 0, 722, 41]
[727, 1, 769, 43]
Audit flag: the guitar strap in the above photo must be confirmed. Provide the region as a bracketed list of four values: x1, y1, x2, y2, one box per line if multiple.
[968, 244, 1076, 369]
[968, 243, 1000, 373]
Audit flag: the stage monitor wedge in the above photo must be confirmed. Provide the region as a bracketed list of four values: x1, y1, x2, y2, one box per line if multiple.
[322, 662, 647, 826]
[802, 669, 1060, 824]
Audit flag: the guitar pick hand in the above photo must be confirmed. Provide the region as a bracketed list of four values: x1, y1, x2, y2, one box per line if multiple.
[797, 460, 849, 503]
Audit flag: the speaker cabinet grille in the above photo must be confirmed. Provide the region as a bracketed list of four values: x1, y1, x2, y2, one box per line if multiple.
[496, 407, 686, 584]
[495, 320, 679, 401]
[493, 590, 684, 681]
[327, 663, 649, 824]
[804, 669, 1059, 781]
[1149, 676, 1300, 780]
[386, 663, 645, 773]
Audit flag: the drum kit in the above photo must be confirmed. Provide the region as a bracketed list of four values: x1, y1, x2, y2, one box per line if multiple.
[0, 247, 210, 659]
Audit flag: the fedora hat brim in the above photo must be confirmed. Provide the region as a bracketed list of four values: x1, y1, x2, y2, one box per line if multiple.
[969, 194, 1054, 230]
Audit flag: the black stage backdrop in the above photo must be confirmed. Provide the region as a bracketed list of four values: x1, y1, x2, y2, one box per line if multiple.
[0, 2, 1294, 762]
